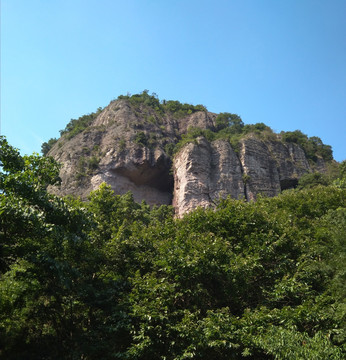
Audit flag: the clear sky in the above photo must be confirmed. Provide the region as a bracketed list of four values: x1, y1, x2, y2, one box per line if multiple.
[1, 0, 345, 161]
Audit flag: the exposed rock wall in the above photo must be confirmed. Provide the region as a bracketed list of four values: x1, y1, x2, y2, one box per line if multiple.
[48, 100, 174, 205]
[49, 136, 173, 205]
[48, 98, 327, 216]
[173, 138, 213, 217]
[267, 141, 310, 190]
[172, 135, 314, 216]
[173, 137, 244, 217]
[209, 139, 244, 201]
[176, 111, 216, 134]
[239, 137, 281, 201]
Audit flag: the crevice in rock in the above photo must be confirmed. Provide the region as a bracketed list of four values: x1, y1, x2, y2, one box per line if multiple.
[237, 149, 248, 202]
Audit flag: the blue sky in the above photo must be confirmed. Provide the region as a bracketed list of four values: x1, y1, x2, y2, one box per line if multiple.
[1, 0, 345, 161]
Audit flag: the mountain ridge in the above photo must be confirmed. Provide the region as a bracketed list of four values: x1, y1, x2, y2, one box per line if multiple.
[45, 91, 333, 216]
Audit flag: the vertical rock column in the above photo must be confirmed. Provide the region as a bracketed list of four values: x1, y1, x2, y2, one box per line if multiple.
[209, 139, 245, 201]
[239, 136, 281, 201]
[173, 137, 213, 217]
[172, 137, 245, 217]
[267, 141, 310, 190]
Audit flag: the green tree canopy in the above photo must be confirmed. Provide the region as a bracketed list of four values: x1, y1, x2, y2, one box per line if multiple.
[215, 112, 244, 132]
[1, 137, 344, 359]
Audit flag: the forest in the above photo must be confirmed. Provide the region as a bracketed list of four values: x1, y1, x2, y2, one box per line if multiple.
[0, 135, 345, 359]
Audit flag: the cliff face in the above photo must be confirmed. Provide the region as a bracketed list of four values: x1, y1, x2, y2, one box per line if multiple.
[48, 99, 175, 205]
[48, 97, 327, 216]
[172, 135, 315, 216]
[173, 137, 244, 217]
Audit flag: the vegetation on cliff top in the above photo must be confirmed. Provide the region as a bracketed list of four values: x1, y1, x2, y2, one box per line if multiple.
[1, 136, 345, 359]
[41, 107, 104, 155]
[41, 91, 334, 165]
[173, 114, 333, 163]
[118, 89, 207, 117]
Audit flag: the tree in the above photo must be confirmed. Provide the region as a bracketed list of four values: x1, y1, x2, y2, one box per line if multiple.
[297, 172, 330, 189]
[41, 137, 58, 156]
[281, 131, 333, 162]
[0, 137, 129, 359]
[333, 160, 346, 188]
[215, 112, 244, 132]
[1, 136, 344, 359]
[125, 187, 345, 359]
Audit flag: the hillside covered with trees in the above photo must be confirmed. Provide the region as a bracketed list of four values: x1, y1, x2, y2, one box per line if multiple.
[0, 135, 345, 359]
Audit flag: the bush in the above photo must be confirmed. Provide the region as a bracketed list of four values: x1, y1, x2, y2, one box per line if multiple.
[298, 172, 330, 189]
[41, 137, 58, 155]
[87, 155, 100, 170]
[1, 139, 345, 358]
[59, 107, 103, 139]
[281, 130, 333, 162]
[118, 138, 126, 152]
[134, 132, 148, 146]
[215, 112, 244, 132]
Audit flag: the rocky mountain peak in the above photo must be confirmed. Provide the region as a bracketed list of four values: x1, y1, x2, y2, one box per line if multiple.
[46, 92, 332, 216]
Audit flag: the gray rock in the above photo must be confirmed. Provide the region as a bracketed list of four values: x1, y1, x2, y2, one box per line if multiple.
[48, 98, 328, 216]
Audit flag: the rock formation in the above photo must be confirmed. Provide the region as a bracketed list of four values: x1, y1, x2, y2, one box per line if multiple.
[173, 137, 245, 217]
[47, 96, 329, 216]
[172, 135, 317, 216]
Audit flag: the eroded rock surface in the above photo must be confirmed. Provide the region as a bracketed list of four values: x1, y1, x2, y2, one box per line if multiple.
[172, 135, 318, 216]
[49, 100, 174, 205]
[173, 138, 244, 217]
[239, 137, 281, 201]
[48, 98, 328, 216]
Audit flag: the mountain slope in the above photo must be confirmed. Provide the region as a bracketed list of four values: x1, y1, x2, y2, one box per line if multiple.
[46, 92, 332, 215]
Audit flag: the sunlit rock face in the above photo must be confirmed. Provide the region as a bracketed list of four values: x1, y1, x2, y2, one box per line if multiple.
[172, 135, 313, 216]
[173, 137, 244, 217]
[48, 98, 326, 216]
[239, 136, 281, 201]
[48, 100, 175, 205]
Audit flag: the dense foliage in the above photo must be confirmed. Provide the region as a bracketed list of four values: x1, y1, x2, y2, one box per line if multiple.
[118, 90, 207, 117]
[281, 130, 333, 162]
[41, 137, 58, 156]
[3, 137, 344, 359]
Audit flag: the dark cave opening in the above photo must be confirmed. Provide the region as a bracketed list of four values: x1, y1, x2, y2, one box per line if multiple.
[280, 178, 299, 191]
